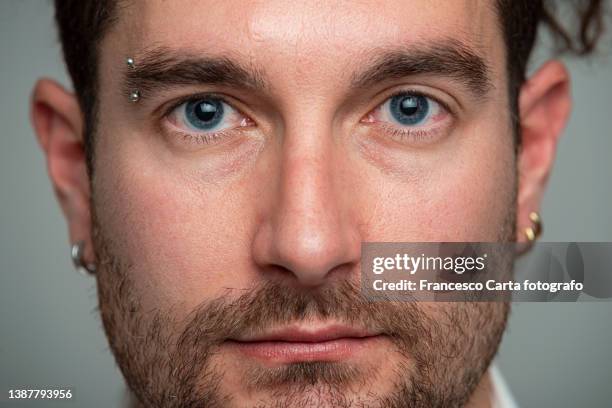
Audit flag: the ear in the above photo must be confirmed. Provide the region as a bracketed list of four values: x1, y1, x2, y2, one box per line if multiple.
[516, 60, 571, 242]
[31, 79, 95, 264]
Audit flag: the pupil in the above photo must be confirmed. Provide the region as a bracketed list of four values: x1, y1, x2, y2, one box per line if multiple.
[400, 96, 419, 116]
[195, 101, 218, 123]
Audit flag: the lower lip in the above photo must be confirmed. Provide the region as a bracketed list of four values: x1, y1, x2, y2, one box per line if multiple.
[227, 336, 382, 364]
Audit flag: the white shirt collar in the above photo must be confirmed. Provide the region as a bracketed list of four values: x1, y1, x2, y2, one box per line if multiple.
[490, 365, 519, 408]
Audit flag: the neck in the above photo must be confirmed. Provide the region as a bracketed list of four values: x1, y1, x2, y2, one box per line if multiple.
[465, 368, 496, 408]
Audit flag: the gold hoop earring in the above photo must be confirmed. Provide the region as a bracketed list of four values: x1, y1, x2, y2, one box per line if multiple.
[524, 211, 542, 242]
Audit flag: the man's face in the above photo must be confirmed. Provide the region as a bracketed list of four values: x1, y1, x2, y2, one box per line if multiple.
[92, 0, 514, 406]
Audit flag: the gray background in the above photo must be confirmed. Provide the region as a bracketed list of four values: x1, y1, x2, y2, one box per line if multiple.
[0, 1, 610, 407]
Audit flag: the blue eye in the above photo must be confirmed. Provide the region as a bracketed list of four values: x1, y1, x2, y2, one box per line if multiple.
[166, 96, 253, 145]
[389, 94, 430, 126]
[364, 91, 450, 145]
[184, 98, 225, 131]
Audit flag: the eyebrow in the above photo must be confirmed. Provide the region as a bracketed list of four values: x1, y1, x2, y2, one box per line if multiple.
[351, 39, 493, 97]
[124, 40, 492, 100]
[123, 47, 268, 97]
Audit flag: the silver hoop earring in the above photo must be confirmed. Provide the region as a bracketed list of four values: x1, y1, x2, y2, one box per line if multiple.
[70, 241, 96, 275]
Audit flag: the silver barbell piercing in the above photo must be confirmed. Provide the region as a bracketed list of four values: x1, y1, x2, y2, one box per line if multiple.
[126, 57, 141, 103]
[129, 90, 141, 103]
[70, 241, 96, 275]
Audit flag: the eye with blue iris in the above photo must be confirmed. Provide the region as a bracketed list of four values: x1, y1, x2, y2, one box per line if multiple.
[365, 91, 450, 144]
[167, 96, 251, 144]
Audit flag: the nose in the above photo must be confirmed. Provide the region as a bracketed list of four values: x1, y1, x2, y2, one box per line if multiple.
[251, 123, 361, 287]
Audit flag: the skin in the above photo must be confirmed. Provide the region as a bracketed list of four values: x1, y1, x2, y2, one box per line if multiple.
[31, 0, 571, 406]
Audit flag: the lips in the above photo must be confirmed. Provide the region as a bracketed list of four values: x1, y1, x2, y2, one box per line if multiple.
[226, 324, 384, 364]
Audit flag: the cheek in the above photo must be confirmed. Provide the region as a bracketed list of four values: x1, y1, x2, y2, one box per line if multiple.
[93, 144, 257, 312]
[359, 123, 516, 241]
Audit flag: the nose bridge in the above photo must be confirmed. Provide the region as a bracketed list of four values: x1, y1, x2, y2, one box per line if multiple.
[254, 115, 360, 286]
[279, 121, 343, 255]
[281, 120, 335, 221]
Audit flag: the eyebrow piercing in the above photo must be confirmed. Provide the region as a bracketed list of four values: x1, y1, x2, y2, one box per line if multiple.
[126, 57, 140, 102]
[129, 90, 141, 103]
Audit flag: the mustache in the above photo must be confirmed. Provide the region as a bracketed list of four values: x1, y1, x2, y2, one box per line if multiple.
[175, 279, 429, 353]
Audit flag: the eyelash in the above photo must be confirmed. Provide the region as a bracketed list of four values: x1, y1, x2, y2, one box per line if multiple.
[178, 130, 228, 145]
[380, 123, 443, 142]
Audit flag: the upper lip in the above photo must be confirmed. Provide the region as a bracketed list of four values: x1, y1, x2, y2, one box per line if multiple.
[233, 324, 381, 343]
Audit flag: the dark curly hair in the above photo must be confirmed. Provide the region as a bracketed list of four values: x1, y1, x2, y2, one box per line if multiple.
[53, 0, 607, 173]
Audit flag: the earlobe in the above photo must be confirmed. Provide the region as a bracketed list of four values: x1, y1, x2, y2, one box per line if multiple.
[31, 79, 95, 264]
[516, 60, 571, 242]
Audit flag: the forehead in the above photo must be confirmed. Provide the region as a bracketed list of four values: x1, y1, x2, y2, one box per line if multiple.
[109, 0, 502, 66]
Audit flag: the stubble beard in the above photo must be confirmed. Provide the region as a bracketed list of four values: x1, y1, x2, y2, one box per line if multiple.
[92, 200, 515, 408]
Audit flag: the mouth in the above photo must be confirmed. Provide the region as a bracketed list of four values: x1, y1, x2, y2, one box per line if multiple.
[225, 324, 385, 364]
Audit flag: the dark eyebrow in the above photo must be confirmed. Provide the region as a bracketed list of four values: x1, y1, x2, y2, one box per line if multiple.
[351, 40, 493, 97]
[123, 47, 268, 97]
